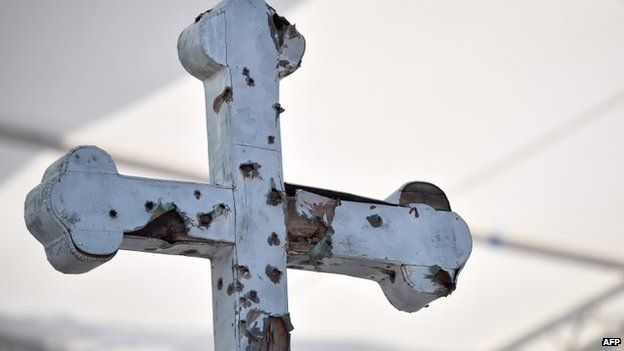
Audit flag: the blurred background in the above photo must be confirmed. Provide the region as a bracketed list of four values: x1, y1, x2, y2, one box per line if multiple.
[1, 0, 623, 350]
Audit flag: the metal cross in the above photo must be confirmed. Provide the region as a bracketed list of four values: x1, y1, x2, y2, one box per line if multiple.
[24, 0, 472, 350]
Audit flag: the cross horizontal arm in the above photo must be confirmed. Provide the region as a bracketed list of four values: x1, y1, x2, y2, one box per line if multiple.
[24, 146, 235, 274]
[285, 186, 472, 312]
[25, 146, 471, 312]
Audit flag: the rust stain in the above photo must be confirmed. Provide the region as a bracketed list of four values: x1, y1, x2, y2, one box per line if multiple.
[307, 201, 336, 223]
[245, 310, 291, 351]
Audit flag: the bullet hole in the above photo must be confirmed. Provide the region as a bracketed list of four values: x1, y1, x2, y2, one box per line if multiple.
[273, 103, 285, 118]
[370, 205, 376, 210]
[366, 214, 383, 228]
[227, 280, 245, 295]
[268, 135, 275, 145]
[266, 188, 283, 206]
[265, 265, 283, 284]
[236, 265, 252, 279]
[267, 232, 281, 246]
[382, 269, 396, 284]
[198, 212, 213, 228]
[217, 277, 223, 290]
[244, 290, 260, 304]
[108, 209, 118, 218]
[239, 162, 261, 179]
[410, 207, 419, 218]
[242, 67, 255, 86]
[145, 201, 155, 211]
[197, 204, 229, 229]
[194, 190, 201, 199]
[213, 86, 233, 113]
[240, 297, 252, 308]
[277, 59, 290, 68]
[182, 249, 199, 256]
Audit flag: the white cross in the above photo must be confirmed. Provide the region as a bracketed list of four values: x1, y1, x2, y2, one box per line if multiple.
[24, 0, 472, 349]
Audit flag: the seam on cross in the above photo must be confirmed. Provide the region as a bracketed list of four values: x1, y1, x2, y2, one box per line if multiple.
[234, 142, 278, 152]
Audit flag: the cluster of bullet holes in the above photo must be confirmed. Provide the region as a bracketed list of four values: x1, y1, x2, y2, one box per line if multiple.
[242, 67, 255, 86]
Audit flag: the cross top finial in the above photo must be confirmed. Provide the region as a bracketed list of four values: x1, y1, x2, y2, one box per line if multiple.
[178, 0, 305, 82]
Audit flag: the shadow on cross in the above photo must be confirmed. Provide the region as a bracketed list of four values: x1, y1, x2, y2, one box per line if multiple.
[0, 313, 418, 351]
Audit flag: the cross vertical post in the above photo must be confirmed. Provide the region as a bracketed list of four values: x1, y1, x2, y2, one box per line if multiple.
[178, 0, 305, 349]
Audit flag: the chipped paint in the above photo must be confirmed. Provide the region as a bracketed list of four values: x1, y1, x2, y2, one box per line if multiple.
[267, 6, 305, 79]
[244, 310, 291, 351]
